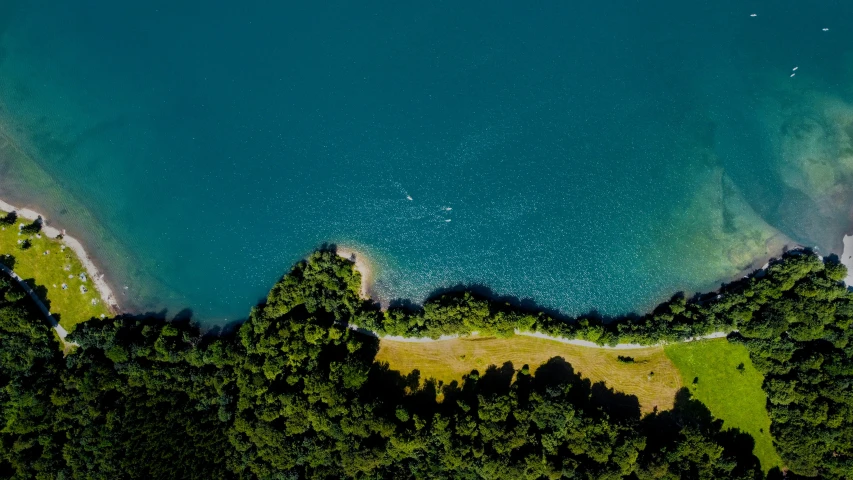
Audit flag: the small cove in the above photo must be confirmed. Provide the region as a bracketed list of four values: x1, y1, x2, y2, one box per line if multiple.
[1, 1, 853, 324]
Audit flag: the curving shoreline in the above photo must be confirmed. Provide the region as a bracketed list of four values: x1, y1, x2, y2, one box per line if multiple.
[2, 193, 849, 333]
[335, 246, 375, 301]
[350, 323, 732, 349]
[337, 246, 737, 348]
[0, 197, 120, 313]
[842, 235, 853, 287]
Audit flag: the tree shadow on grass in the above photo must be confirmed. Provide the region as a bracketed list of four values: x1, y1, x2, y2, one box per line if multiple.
[0, 253, 15, 269]
[591, 382, 642, 422]
[640, 388, 763, 478]
[374, 354, 768, 476]
[22, 278, 49, 307]
[371, 355, 644, 429]
[529, 357, 643, 422]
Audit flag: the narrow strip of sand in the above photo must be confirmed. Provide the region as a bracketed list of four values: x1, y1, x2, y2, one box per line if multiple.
[335, 249, 745, 348]
[335, 246, 374, 300]
[0, 198, 120, 312]
[842, 235, 853, 287]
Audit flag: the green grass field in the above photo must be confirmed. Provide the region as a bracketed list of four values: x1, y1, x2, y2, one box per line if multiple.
[0, 198, 784, 469]
[665, 338, 782, 473]
[377, 335, 683, 413]
[1, 211, 110, 330]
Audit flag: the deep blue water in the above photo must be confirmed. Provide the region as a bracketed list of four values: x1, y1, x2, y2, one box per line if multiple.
[1, 1, 853, 323]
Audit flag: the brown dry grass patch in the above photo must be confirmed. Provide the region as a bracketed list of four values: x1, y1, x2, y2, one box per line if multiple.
[375, 335, 682, 413]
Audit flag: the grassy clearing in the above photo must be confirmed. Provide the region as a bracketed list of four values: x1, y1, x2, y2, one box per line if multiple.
[0, 212, 110, 330]
[664, 338, 782, 473]
[376, 335, 682, 413]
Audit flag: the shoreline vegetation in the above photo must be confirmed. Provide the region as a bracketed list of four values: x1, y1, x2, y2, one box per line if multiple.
[330, 245, 846, 346]
[333, 244, 754, 346]
[0, 194, 849, 350]
[0, 190, 823, 350]
[2, 246, 852, 478]
[2, 192, 851, 348]
[335, 246, 374, 301]
[0, 178, 842, 331]
[375, 335, 685, 413]
[2, 197, 853, 477]
[0, 198, 120, 314]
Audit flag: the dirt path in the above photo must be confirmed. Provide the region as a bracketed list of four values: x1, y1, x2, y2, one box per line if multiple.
[350, 323, 731, 349]
[340, 248, 731, 349]
[0, 262, 76, 345]
[0, 198, 120, 311]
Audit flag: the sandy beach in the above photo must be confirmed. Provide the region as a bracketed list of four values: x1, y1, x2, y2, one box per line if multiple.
[337, 248, 739, 348]
[0, 197, 120, 313]
[335, 246, 375, 300]
[842, 235, 853, 287]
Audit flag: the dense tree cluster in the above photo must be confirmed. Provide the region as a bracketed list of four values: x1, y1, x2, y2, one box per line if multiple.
[365, 251, 846, 349]
[17, 219, 41, 236]
[729, 257, 853, 478]
[1, 251, 765, 479]
[0, 272, 64, 477]
[368, 251, 853, 478]
[1, 249, 851, 478]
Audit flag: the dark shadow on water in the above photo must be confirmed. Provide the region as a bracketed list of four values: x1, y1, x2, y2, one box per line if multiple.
[51, 240, 781, 478]
[91, 245, 823, 345]
[691, 247, 816, 306]
[387, 297, 419, 312]
[321, 245, 820, 328]
[428, 283, 555, 315]
[398, 282, 643, 325]
[172, 308, 194, 323]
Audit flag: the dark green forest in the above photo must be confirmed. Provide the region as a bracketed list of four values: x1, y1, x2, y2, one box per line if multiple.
[1, 250, 852, 479]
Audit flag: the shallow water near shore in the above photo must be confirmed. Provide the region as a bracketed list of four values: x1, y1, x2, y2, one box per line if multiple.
[1, 1, 853, 324]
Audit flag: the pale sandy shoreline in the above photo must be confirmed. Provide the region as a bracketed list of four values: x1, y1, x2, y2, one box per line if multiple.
[335, 246, 374, 300]
[0, 197, 120, 313]
[842, 235, 853, 287]
[341, 241, 838, 348]
[1, 192, 846, 334]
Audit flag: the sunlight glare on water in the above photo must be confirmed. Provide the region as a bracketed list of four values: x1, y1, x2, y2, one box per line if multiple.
[1, 1, 852, 323]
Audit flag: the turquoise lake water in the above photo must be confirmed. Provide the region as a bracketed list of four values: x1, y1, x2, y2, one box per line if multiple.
[1, 1, 853, 323]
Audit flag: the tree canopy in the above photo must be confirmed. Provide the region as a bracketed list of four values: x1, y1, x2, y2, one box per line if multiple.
[1, 249, 851, 478]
